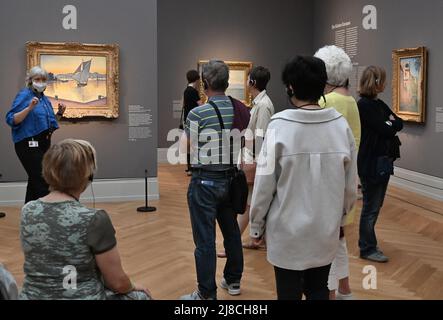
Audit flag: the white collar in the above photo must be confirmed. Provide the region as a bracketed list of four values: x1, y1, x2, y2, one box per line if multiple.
[253, 90, 267, 105]
[272, 108, 343, 124]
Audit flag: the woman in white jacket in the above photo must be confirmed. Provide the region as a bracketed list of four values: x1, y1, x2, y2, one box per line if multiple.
[249, 56, 358, 300]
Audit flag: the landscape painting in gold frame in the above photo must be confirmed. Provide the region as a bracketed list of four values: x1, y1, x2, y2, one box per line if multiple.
[197, 60, 253, 106]
[27, 41, 119, 119]
[392, 47, 427, 123]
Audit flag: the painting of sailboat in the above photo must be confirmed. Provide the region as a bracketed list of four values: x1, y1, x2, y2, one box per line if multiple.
[40, 55, 107, 107]
[27, 41, 119, 119]
[72, 60, 92, 87]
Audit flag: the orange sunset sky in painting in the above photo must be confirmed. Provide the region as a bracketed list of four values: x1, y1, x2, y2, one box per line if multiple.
[40, 55, 107, 75]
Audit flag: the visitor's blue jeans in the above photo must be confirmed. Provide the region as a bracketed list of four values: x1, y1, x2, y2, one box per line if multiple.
[187, 170, 244, 299]
[359, 176, 390, 257]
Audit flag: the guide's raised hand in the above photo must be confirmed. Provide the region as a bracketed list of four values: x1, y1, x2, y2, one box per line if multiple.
[58, 103, 67, 115]
[28, 97, 39, 110]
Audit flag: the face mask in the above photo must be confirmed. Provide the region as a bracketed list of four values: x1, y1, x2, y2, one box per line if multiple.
[32, 81, 47, 93]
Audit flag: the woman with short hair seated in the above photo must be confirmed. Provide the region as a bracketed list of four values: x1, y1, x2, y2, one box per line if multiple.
[19, 139, 152, 300]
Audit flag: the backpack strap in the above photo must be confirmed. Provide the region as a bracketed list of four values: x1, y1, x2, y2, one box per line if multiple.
[208, 101, 233, 167]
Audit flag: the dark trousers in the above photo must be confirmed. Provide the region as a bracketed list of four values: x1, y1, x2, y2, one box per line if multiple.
[187, 170, 244, 299]
[359, 176, 390, 256]
[14, 133, 51, 204]
[274, 264, 331, 300]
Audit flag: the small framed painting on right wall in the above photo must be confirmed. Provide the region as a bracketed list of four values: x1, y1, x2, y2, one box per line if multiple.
[392, 47, 428, 123]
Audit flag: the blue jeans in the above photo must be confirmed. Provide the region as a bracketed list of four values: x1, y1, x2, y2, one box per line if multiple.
[359, 176, 390, 257]
[187, 170, 244, 299]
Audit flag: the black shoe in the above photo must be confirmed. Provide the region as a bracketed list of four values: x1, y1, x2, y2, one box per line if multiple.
[0, 212, 6, 219]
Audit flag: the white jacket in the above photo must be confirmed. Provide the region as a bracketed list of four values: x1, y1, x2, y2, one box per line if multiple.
[244, 90, 275, 163]
[249, 107, 358, 271]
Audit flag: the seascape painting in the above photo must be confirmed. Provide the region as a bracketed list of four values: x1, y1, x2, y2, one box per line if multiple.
[27, 42, 119, 119]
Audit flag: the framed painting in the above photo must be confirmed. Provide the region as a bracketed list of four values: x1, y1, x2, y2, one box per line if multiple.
[197, 60, 253, 106]
[392, 47, 427, 123]
[26, 41, 119, 119]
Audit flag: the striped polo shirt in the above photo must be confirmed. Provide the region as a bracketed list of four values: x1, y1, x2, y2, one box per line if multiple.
[185, 95, 235, 169]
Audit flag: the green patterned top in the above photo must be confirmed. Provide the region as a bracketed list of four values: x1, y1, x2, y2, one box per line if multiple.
[19, 200, 116, 300]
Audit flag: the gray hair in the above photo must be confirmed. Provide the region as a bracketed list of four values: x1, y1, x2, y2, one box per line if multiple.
[25, 66, 48, 87]
[202, 60, 229, 92]
[314, 45, 353, 87]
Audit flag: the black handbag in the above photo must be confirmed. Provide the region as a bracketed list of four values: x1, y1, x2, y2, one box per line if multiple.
[209, 101, 248, 215]
[375, 155, 394, 184]
[372, 131, 395, 184]
[387, 135, 402, 160]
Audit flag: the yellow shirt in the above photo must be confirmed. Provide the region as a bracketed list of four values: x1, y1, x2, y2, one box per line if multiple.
[320, 92, 361, 149]
[320, 92, 361, 226]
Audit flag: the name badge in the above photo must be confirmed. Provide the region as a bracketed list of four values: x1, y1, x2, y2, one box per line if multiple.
[29, 141, 39, 148]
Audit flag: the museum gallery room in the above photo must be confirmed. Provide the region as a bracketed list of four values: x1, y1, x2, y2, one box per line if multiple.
[0, 0, 443, 303]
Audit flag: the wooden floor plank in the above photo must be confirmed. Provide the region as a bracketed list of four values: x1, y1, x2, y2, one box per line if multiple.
[1, 164, 442, 300]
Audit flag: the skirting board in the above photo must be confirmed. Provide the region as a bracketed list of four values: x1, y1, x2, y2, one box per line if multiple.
[159, 148, 443, 202]
[0, 178, 159, 207]
[390, 167, 443, 202]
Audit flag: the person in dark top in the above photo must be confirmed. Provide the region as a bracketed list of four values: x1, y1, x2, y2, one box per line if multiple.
[357, 66, 403, 263]
[182, 70, 203, 174]
[183, 70, 202, 122]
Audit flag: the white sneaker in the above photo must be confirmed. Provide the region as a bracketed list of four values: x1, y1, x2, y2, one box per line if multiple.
[336, 291, 354, 300]
[220, 278, 241, 296]
[180, 290, 215, 300]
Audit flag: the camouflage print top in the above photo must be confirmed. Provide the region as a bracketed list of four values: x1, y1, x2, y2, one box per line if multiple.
[19, 200, 117, 300]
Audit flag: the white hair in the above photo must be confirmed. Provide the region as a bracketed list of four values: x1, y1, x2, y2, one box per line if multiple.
[25, 66, 48, 87]
[314, 45, 353, 87]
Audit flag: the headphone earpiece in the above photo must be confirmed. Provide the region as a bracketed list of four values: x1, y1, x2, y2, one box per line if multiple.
[286, 87, 295, 98]
[85, 144, 96, 182]
[201, 72, 209, 91]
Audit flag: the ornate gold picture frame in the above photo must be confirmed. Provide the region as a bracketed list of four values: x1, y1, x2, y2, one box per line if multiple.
[27, 41, 119, 119]
[392, 47, 427, 123]
[197, 60, 253, 106]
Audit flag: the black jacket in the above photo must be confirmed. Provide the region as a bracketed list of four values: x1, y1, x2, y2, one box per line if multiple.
[183, 86, 200, 121]
[357, 97, 404, 178]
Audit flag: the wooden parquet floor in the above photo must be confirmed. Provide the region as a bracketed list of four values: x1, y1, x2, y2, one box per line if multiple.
[1, 164, 442, 300]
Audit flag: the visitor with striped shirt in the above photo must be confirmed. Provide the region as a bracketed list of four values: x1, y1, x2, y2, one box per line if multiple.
[180, 60, 244, 300]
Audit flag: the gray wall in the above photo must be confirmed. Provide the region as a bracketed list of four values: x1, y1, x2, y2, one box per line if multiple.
[4, 0, 439, 181]
[0, 0, 158, 182]
[158, 0, 314, 148]
[313, 0, 443, 178]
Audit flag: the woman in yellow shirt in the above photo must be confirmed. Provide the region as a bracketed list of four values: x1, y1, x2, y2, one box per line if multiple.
[320, 91, 361, 149]
[315, 45, 361, 300]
